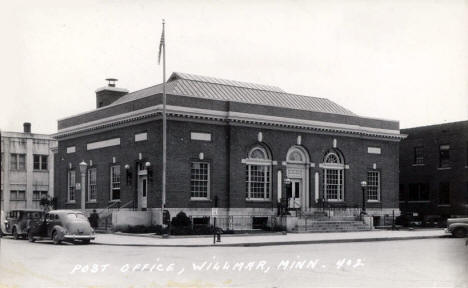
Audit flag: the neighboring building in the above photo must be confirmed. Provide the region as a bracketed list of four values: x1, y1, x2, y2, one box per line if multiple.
[400, 120, 468, 223]
[1, 123, 57, 212]
[54, 73, 404, 228]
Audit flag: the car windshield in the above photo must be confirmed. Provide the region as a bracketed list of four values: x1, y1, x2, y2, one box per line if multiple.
[66, 213, 88, 221]
[29, 212, 42, 219]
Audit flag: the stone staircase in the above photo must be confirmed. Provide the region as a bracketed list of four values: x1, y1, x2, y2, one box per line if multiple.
[292, 212, 372, 233]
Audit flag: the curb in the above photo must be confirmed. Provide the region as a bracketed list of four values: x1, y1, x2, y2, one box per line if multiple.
[93, 234, 447, 248]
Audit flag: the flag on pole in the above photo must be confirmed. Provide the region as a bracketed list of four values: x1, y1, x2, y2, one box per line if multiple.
[158, 24, 165, 65]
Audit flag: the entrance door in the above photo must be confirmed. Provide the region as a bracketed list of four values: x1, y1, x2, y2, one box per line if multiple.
[286, 180, 301, 209]
[138, 176, 148, 210]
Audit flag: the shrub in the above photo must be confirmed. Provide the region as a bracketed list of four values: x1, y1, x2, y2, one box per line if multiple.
[171, 211, 192, 227]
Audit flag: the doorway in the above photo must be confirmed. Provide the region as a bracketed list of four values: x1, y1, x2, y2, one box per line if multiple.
[286, 180, 301, 209]
[138, 175, 148, 210]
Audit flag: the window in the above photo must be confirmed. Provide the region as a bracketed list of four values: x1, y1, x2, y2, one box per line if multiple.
[10, 190, 26, 201]
[245, 147, 271, 200]
[110, 165, 121, 201]
[33, 155, 48, 170]
[323, 152, 344, 201]
[439, 182, 450, 205]
[33, 191, 48, 201]
[367, 171, 380, 201]
[10, 153, 26, 170]
[408, 183, 429, 201]
[68, 170, 76, 202]
[191, 162, 209, 199]
[414, 147, 424, 165]
[439, 144, 450, 168]
[88, 168, 97, 202]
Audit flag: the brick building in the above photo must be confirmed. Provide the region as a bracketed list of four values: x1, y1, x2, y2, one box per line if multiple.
[54, 73, 404, 228]
[399, 120, 468, 224]
[1, 123, 56, 212]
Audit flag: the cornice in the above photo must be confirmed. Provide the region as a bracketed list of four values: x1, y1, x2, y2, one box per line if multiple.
[54, 104, 406, 141]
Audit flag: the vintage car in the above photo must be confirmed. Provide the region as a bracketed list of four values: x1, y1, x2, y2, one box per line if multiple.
[1, 209, 44, 239]
[28, 210, 95, 244]
[445, 217, 468, 238]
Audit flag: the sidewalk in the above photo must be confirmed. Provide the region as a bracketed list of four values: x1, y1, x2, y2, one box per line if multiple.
[93, 229, 447, 247]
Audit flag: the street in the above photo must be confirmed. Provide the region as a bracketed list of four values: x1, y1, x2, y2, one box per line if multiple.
[0, 235, 467, 288]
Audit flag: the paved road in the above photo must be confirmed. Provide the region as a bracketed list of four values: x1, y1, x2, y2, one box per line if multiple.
[0, 236, 467, 288]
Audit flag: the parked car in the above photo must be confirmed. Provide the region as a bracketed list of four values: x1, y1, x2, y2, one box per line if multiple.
[445, 218, 468, 238]
[1, 209, 44, 239]
[27, 210, 95, 244]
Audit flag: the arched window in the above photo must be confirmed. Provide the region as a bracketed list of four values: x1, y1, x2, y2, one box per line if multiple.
[286, 146, 309, 164]
[245, 146, 271, 200]
[323, 151, 344, 201]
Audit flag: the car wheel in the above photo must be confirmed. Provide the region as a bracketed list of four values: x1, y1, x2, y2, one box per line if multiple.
[453, 228, 467, 238]
[28, 230, 36, 242]
[13, 228, 19, 240]
[52, 231, 62, 245]
[81, 239, 91, 245]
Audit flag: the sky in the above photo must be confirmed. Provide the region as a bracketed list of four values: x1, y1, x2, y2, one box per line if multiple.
[0, 0, 467, 134]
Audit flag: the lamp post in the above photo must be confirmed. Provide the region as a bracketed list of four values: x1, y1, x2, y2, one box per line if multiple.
[360, 181, 367, 215]
[79, 161, 88, 213]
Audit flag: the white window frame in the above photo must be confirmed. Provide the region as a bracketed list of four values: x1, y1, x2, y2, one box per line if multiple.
[67, 170, 76, 203]
[110, 165, 121, 201]
[88, 168, 97, 202]
[33, 191, 48, 201]
[33, 154, 48, 171]
[323, 152, 345, 201]
[367, 170, 380, 202]
[190, 162, 210, 200]
[10, 153, 26, 171]
[245, 147, 272, 201]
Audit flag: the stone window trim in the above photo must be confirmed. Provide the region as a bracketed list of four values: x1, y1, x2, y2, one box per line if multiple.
[190, 160, 211, 200]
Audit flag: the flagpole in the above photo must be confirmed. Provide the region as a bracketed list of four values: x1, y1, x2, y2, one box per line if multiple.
[161, 19, 167, 226]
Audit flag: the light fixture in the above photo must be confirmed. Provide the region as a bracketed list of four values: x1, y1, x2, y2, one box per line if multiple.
[125, 164, 130, 170]
[79, 161, 88, 174]
[360, 181, 367, 188]
[145, 161, 151, 168]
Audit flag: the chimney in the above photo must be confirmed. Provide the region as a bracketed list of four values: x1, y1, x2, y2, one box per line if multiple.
[95, 78, 129, 108]
[23, 122, 31, 133]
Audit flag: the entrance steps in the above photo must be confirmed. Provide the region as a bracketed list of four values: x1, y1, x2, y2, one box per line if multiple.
[292, 214, 372, 233]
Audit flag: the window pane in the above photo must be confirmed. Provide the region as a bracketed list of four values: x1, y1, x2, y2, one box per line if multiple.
[18, 154, 26, 170]
[414, 147, 424, 164]
[41, 156, 48, 170]
[34, 155, 40, 170]
[191, 162, 209, 198]
[367, 171, 380, 201]
[439, 145, 450, 168]
[111, 166, 121, 200]
[10, 154, 17, 170]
